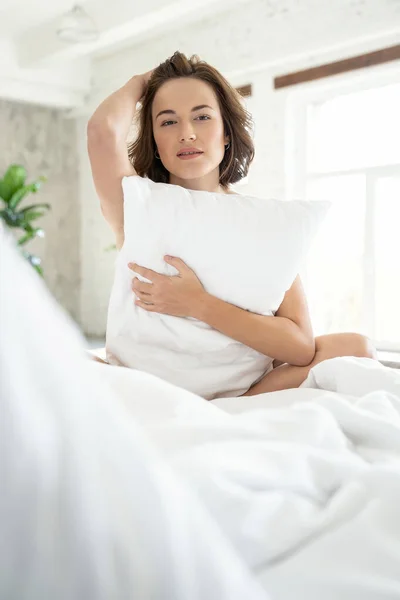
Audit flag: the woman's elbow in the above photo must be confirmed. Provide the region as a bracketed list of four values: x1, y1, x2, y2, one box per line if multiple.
[87, 116, 118, 141]
[87, 116, 104, 138]
[293, 337, 316, 367]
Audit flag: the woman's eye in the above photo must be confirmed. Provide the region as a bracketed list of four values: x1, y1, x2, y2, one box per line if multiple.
[161, 115, 210, 127]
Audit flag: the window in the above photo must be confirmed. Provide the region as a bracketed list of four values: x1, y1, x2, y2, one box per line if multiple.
[298, 82, 400, 350]
[306, 84, 400, 172]
[374, 175, 400, 345]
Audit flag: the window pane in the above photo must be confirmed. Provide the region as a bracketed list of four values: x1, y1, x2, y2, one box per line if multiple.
[304, 175, 366, 336]
[374, 175, 400, 344]
[307, 83, 400, 173]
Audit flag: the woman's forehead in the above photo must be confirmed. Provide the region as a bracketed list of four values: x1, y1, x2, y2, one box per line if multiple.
[152, 78, 219, 115]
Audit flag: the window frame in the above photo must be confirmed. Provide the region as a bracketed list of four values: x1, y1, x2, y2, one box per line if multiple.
[285, 63, 400, 351]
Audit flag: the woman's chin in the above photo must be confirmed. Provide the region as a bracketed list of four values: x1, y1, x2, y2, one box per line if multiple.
[169, 163, 211, 181]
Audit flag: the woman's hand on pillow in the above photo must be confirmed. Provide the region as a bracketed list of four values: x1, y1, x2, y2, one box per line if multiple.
[128, 256, 207, 318]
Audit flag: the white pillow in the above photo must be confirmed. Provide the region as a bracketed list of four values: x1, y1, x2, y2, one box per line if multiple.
[106, 176, 330, 399]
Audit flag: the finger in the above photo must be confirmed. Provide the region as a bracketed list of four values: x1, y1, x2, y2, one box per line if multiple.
[164, 255, 188, 273]
[135, 299, 158, 312]
[128, 262, 160, 282]
[134, 289, 152, 300]
[131, 277, 153, 294]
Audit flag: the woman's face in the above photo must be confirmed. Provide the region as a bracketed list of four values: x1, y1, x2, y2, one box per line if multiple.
[151, 77, 229, 188]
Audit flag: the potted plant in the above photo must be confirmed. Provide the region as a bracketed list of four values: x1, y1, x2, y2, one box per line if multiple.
[0, 164, 49, 275]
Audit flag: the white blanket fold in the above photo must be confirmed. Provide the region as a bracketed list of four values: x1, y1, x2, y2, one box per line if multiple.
[99, 355, 400, 600]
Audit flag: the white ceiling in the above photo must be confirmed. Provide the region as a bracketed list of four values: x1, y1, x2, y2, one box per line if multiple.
[1, 0, 253, 66]
[0, 0, 70, 36]
[0, 0, 399, 110]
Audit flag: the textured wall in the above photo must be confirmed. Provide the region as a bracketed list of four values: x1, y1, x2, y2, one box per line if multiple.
[0, 99, 80, 324]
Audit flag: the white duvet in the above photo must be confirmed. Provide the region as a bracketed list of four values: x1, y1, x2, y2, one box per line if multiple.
[99, 357, 400, 600]
[2, 226, 400, 600]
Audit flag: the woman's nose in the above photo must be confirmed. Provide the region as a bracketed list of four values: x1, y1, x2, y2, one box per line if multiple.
[180, 134, 196, 143]
[179, 125, 196, 142]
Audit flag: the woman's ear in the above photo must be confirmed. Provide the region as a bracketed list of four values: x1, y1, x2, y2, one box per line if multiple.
[223, 128, 230, 146]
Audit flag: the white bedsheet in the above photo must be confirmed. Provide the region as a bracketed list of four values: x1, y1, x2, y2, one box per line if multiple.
[99, 357, 400, 600]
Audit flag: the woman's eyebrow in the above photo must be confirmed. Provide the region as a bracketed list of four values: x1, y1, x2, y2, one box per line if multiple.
[155, 104, 215, 119]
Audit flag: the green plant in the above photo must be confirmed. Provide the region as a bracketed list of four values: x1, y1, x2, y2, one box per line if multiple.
[0, 164, 49, 275]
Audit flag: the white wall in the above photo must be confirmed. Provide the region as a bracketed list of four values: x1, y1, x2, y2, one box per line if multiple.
[78, 117, 117, 336]
[78, 0, 400, 336]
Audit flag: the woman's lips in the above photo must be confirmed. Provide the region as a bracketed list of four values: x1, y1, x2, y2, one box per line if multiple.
[177, 152, 204, 160]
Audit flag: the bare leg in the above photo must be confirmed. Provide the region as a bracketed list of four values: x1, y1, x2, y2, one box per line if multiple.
[243, 333, 377, 396]
[87, 351, 109, 365]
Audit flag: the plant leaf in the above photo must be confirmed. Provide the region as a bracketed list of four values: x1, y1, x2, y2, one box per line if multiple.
[19, 209, 48, 224]
[0, 207, 19, 227]
[19, 202, 51, 215]
[0, 205, 48, 228]
[22, 250, 43, 276]
[1, 203, 51, 228]
[34, 263, 44, 276]
[0, 165, 27, 203]
[18, 226, 40, 246]
[0, 182, 8, 202]
[8, 177, 47, 210]
[104, 243, 117, 252]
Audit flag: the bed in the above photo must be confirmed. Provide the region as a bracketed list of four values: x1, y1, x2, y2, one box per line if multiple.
[2, 226, 400, 600]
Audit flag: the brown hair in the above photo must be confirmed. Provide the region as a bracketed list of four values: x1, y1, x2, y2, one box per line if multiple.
[128, 51, 255, 190]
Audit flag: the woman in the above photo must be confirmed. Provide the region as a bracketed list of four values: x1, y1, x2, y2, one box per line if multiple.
[87, 51, 376, 395]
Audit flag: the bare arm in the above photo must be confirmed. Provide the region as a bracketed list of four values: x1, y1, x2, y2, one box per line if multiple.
[194, 276, 315, 366]
[87, 72, 151, 248]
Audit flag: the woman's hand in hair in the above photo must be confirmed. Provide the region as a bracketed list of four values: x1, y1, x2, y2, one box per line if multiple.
[138, 69, 154, 100]
[128, 256, 208, 318]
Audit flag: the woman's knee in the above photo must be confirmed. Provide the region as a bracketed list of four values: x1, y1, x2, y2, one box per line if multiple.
[336, 332, 376, 359]
[315, 332, 377, 362]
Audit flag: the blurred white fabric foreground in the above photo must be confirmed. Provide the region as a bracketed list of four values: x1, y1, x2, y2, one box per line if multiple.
[0, 226, 267, 600]
[2, 225, 400, 600]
